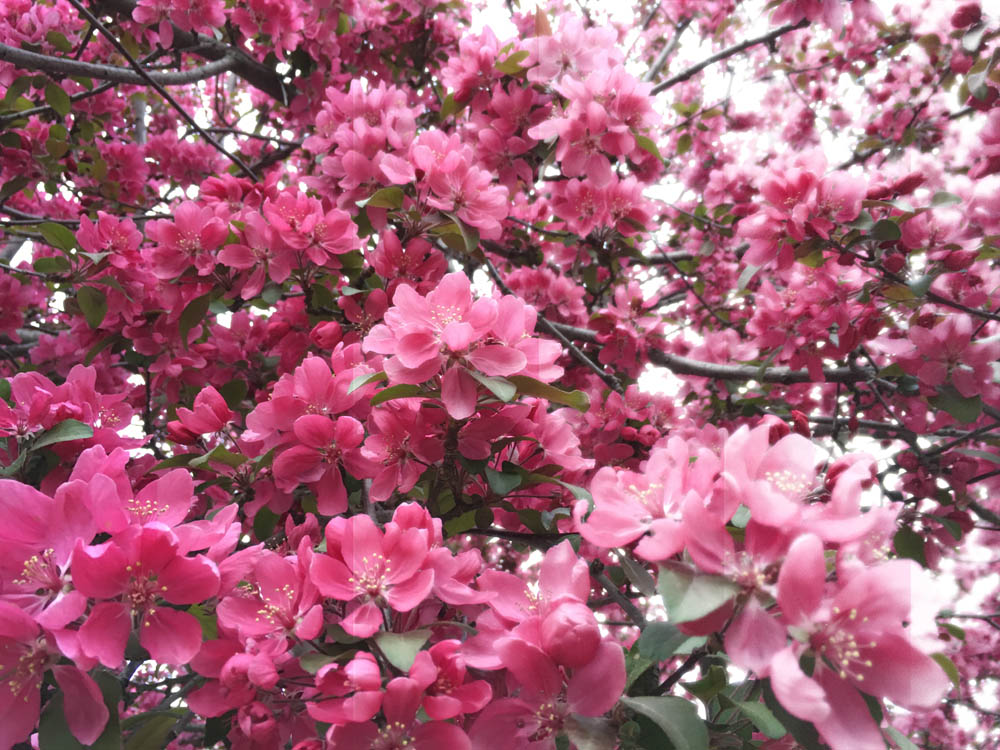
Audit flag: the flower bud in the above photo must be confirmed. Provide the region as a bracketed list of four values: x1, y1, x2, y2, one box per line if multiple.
[541, 600, 601, 668]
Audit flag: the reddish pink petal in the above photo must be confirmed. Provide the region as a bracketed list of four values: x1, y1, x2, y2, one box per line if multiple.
[725, 598, 785, 674]
[310, 554, 357, 600]
[141, 608, 204, 665]
[51, 666, 110, 746]
[160, 554, 220, 604]
[466, 345, 527, 377]
[497, 637, 561, 696]
[811, 669, 886, 750]
[413, 720, 471, 750]
[341, 601, 384, 638]
[79, 602, 130, 668]
[778, 533, 825, 626]
[385, 568, 434, 612]
[858, 634, 950, 710]
[567, 640, 625, 716]
[442, 367, 478, 419]
[71, 540, 129, 599]
[397, 330, 442, 369]
[770, 647, 830, 722]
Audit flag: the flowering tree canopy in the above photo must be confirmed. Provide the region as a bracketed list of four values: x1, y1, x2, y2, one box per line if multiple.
[1, 0, 1000, 748]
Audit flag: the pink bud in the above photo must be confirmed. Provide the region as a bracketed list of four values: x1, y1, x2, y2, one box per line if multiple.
[951, 3, 981, 28]
[541, 601, 601, 668]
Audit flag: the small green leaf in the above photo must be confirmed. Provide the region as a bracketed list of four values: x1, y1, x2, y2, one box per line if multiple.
[676, 133, 693, 155]
[253, 506, 280, 541]
[730, 698, 786, 739]
[357, 186, 404, 209]
[882, 284, 915, 301]
[485, 465, 523, 496]
[299, 651, 339, 674]
[189, 445, 247, 469]
[931, 191, 962, 207]
[34, 418, 93, 449]
[441, 212, 480, 253]
[39, 221, 78, 253]
[656, 564, 739, 624]
[179, 293, 212, 346]
[737, 263, 760, 291]
[44, 81, 72, 117]
[336, 11, 351, 34]
[871, 219, 902, 241]
[46, 30, 74, 52]
[33, 255, 71, 273]
[124, 712, 181, 750]
[495, 49, 530, 75]
[620, 696, 708, 750]
[468, 370, 516, 402]
[218, 378, 248, 409]
[929, 385, 982, 424]
[507, 375, 590, 412]
[77, 286, 108, 329]
[635, 135, 662, 161]
[348, 370, 387, 394]
[636, 622, 689, 662]
[682, 665, 728, 701]
[893, 527, 927, 567]
[618, 553, 656, 597]
[370, 383, 422, 405]
[931, 652, 960, 691]
[374, 629, 431, 672]
[886, 726, 921, 750]
[188, 602, 218, 640]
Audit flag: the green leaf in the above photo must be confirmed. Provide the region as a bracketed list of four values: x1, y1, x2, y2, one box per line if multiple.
[761, 679, 826, 750]
[893, 527, 927, 566]
[635, 135, 662, 161]
[348, 370, 387, 394]
[730, 698, 786, 739]
[189, 445, 247, 469]
[564, 714, 618, 750]
[656, 564, 739, 624]
[468, 370, 516, 402]
[150, 454, 197, 471]
[620, 696, 708, 750]
[77, 286, 108, 329]
[929, 385, 982, 424]
[336, 11, 352, 34]
[495, 49, 530, 74]
[188, 602, 218, 640]
[34, 255, 71, 273]
[40, 671, 122, 750]
[736, 263, 760, 291]
[300, 651, 339, 674]
[931, 191, 962, 207]
[374, 629, 431, 672]
[34, 418, 93, 449]
[636, 622, 690, 662]
[253, 506, 280, 541]
[218, 378, 248, 409]
[507, 375, 590, 412]
[676, 133, 693, 156]
[45, 81, 72, 117]
[0, 378, 10, 402]
[124, 712, 181, 750]
[931, 652, 960, 690]
[681, 665, 727, 701]
[357, 186, 404, 209]
[370, 383, 422, 405]
[441, 212, 480, 253]
[179, 293, 212, 346]
[618, 553, 656, 597]
[870, 219, 902, 241]
[885, 726, 921, 750]
[485, 465, 523, 496]
[39, 221, 78, 253]
[882, 284, 915, 301]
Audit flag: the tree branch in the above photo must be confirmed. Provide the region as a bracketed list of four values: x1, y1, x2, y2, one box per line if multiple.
[93, 0, 294, 104]
[651, 19, 809, 94]
[65, 0, 258, 181]
[0, 42, 234, 86]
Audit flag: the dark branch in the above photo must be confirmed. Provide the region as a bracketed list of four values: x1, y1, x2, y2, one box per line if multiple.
[0, 42, 234, 86]
[651, 19, 809, 94]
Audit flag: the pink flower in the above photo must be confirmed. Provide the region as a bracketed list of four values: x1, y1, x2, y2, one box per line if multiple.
[0, 602, 109, 749]
[309, 514, 433, 637]
[308, 651, 384, 725]
[328, 677, 471, 749]
[409, 639, 492, 719]
[72, 524, 220, 666]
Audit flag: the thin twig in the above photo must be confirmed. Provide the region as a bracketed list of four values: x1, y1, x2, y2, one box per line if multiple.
[64, 0, 258, 181]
